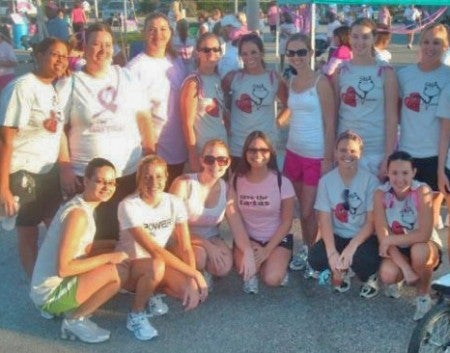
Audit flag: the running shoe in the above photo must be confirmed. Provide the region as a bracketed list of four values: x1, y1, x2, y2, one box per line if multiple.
[146, 294, 169, 318]
[127, 311, 158, 341]
[289, 246, 308, 271]
[413, 295, 432, 321]
[360, 274, 379, 299]
[384, 282, 402, 299]
[243, 275, 259, 294]
[61, 317, 110, 343]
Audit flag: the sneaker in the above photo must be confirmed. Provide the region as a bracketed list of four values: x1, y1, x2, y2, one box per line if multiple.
[40, 309, 54, 320]
[202, 271, 214, 292]
[127, 312, 158, 341]
[61, 317, 110, 343]
[360, 274, 379, 299]
[384, 282, 402, 299]
[280, 272, 289, 287]
[146, 294, 169, 318]
[407, 44, 413, 49]
[333, 273, 351, 293]
[413, 295, 432, 321]
[243, 275, 259, 294]
[289, 246, 308, 271]
[303, 262, 320, 280]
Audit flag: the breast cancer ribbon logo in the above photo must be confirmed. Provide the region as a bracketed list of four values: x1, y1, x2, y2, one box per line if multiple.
[93, 85, 118, 118]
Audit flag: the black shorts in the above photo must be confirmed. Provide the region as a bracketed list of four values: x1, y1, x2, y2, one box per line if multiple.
[269, 24, 276, 32]
[12, 166, 62, 227]
[413, 156, 438, 191]
[398, 241, 442, 271]
[250, 233, 293, 250]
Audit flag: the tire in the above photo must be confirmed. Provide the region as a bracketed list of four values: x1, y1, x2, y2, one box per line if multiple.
[408, 303, 450, 353]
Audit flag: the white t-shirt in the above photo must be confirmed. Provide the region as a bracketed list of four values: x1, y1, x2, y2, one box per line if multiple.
[0, 41, 17, 76]
[436, 83, 450, 170]
[127, 53, 188, 164]
[234, 172, 295, 243]
[398, 64, 450, 158]
[116, 192, 188, 259]
[315, 168, 379, 239]
[184, 173, 227, 238]
[30, 195, 95, 305]
[0, 73, 71, 174]
[67, 66, 145, 177]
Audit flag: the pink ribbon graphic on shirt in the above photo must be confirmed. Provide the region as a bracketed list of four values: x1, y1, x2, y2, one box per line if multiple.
[92, 85, 118, 118]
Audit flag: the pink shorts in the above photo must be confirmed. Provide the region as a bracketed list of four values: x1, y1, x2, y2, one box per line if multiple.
[283, 149, 322, 187]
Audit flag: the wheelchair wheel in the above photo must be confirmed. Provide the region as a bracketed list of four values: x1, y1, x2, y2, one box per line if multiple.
[408, 303, 450, 353]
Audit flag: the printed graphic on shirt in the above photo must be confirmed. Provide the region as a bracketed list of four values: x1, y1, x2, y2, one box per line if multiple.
[387, 201, 417, 235]
[235, 83, 270, 113]
[144, 217, 174, 233]
[205, 97, 220, 117]
[342, 75, 375, 106]
[43, 92, 64, 133]
[404, 81, 441, 112]
[239, 193, 270, 207]
[333, 190, 364, 223]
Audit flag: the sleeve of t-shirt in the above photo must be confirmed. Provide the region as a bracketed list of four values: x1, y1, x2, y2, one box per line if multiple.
[171, 195, 188, 223]
[4, 43, 17, 62]
[314, 175, 331, 212]
[280, 175, 295, 200]
[0, 78, 32, 127]
[121, 66, 147, 113]
[117, 196, 143, 231]
[365, 173, 380, 212]
[437, 83, 450, 120]
[396, 67, 406, 98]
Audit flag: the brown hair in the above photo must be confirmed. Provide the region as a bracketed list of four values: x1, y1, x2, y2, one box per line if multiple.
[144, 12, 177, 59]
[136, 155, 168, 187]
[85, 22, 114, 44]
[375, 23, 391, 48]
[420, 23, 449, 48]
[333, 25, 351, 48]
[238, 33, 266, 68]
[335, 130, 364, 151]
[285, 33, 312, 52]
[201, 139, 230, 157]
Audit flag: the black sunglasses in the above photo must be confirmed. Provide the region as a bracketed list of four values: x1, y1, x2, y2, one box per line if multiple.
[247, 148, 270, 154]
[203, 155, 229, 166]
[285, 49, 308, 57]
[198, 47, 222, 54]
[342, 189, 350, 211]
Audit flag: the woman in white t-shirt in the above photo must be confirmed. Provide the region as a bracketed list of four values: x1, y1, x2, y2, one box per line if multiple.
[332, 18, 399, 180]
[375, 151, 441, 321]
[180, 33, 227, 172]
[170, 139, 232, 289]
[116, 155, 208, 341]
[61, 23, 154, 242]
[0, 37, 70, 278]
[226, 131, 295, 294]
[0, 25, 17, 92]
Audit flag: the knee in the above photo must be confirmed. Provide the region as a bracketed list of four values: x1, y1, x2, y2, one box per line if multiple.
[379, 262, 399, 285]
[262, 271, 285, 287]
[410, 243, 431, 270]
[194, 246, 207, 271]
[152, 257, 166, 283]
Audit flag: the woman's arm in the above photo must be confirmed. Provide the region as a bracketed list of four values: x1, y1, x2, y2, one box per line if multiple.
[180, 77, 201, 171]
[317, 75, 336, 174]
[438, 119, 450, 194]
[0, 126, 17, 216]
[221, 70, 235, 114]
[317, 210, 340, 270]
[330, 69, 341, 115]
[58, 129, 81, 198]
[381, 68, 399, 180]
[322, 57, 343, 77]
[136, 110, 155, 156]
[58, 208, 128, 277]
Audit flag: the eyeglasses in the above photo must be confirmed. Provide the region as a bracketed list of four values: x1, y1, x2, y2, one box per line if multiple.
[91, 178, 117, 188]
[246, 148, 270, 155]
[203, 155, 229, 166]
[49, 51, 69, 61]
[285, 49, 308, 57]
[342, 189, 350, 210]
[198, 47, 222, 54]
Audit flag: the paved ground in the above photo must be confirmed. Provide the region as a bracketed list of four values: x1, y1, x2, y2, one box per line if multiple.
[0, 25, 444, 353]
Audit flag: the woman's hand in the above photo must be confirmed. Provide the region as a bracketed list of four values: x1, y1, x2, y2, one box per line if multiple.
[378, 237, 391, 258]
[327, 251, 340, 272]
[182, 278, 201, 311]
[336, 243, 356, 271]
[205, 242, 228, 273]
[108, 251, 128, 264]
[194, 270, 208, 302]
[252, 242, 270, 268]
[0, 187, 18, 217]
[438, 169, 450, 195]
[239, 247, 257, 281]
[59, 163, 81, 199]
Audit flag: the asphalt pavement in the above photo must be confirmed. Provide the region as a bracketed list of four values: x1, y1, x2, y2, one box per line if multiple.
[0, 25, 442, 353]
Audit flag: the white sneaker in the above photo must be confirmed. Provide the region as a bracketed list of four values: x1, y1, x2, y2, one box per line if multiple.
[127, 312, 158, 341]
[384, 283, 402, 299]
[61, 317, 110, 343]
[146, 294, 169, 318]
[202, 271, 214, 292]
[243, 275, 259, 294]
[360, 274, 379, 299]
[413, 295, 432, 321]
[280, 272, 289, 287]
[289, 246, 308, 271]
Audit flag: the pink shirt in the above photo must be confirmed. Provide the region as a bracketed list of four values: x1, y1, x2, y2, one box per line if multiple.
[71, 8, 86, 23]
[267, 6, 279, 26]
[234, 172, 295, 242]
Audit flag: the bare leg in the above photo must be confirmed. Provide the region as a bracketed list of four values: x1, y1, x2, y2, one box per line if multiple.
[205, 237, 233, 277]
[17, 225, 39, 278]
[293, 181, 319, 247]
[410, 242, 439, 296]
[260, 246, 291, 287]
[387, 246, 419, 285]
[432, 192, 444, 228]
[379, 258, 403, 285]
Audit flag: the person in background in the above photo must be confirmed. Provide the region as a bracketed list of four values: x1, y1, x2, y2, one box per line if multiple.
[279, 12, 297, 72]
[375, 151, 442, 320]
[378, 6, 392, 27]
[172, 18, 195, 74]
[45, 2, 70, 41]
[71, 1, 87, 34]
[217, 14, 242, 78]
[30, 158, 127, 343]
[326, 11, 342, 47]
[322, 25, 352, 77]
[197, 10, 209, 36]
[168, 0, 184, 30]
[267, 1, 279, 38]
[208, 9, 222, 33]
[296, 4, 311, 35]
[374, 23, 392, 63]
[0, 25, 17, 92]
[227, 131, 295, 294]
[0, 37, 70, 278]
[403, 5, 421, 49]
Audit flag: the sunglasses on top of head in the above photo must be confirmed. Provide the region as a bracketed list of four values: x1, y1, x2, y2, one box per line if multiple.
[203, 155, 229, 166]
[285, 49, 308, 57]
[198, 47, 222, 54]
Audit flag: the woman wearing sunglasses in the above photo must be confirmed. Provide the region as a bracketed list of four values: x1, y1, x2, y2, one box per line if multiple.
[116, 155, 208, 341]
[226, 131, 295, 294]
[170, 139, 233, 289]
[374, 151, 442, 320]
[180, 33, 227, 172]
[222, 33, 288, 170]
[277, 33, 335, 273]
[308, 130, 381, 299]
[332, 18, 398, 181]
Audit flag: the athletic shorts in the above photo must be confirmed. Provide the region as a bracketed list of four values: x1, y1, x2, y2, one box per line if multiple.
[40, 276, 79, 316]
[398, 241, 442, 271]
[250, 233, 293, 250]
[283, 149, 322, 187]
[11, 166, 62, 227]
[412, 156, 438, 191]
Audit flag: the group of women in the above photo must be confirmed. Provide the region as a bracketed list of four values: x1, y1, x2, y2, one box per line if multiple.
[0, 12, 449, 343]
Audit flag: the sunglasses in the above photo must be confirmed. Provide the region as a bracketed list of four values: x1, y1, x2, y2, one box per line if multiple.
[342, 189, 350, 210]
[203, 155, 229, 166]
[247, 148, 270, 155]
[285, 49, 308, 57]
[198, 47, 222, 54]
